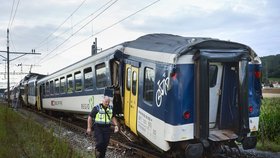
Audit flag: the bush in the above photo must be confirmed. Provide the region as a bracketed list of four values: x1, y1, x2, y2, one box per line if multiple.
[258, 98, 280, 144]
[0, 104, 85, 158]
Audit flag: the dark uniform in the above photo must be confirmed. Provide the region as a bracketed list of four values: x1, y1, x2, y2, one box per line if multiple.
[89, 103, 115, 158]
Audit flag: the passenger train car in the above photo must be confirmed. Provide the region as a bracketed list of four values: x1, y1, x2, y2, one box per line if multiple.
[17, 73, 45, 106]
[20, 34, 261, 158]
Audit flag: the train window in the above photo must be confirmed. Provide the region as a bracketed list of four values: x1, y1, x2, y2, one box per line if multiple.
[132, 71, 137, 95]
[60, 77, 66, 94]
[46, 82, 50, 95]
[50, 80, 54, 95]
[42, 84, 45, 96]
[96, 63, 107, 88]
[67, 74, 73, 93]
[144, 67, 155, 104]
[209, 65, 218, 88]
[84, 67, 93, 90]
[75, 71, 82, 92]
[110, 60, 119, 86]
[126, 67, 131, 91]
[55, 79, 59, 94]
[28, 83, 33, 95]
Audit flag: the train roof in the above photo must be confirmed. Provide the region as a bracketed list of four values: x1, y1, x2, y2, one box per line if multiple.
[38, 34, 261, 83]
[37, 45, 122, 83]
[123, 34, 259, 62]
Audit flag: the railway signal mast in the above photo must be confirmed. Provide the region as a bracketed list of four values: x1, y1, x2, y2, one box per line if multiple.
[0, 29, 41, 105]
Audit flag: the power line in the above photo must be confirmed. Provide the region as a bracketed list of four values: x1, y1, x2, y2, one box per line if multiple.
[40, 0, 160, 64]
[35, 0, 88, 49]
[10, 0, 21, 29]
[39, 0, 119, 63]
[8, 0, 15, 28]
[36, 0, 115, 50]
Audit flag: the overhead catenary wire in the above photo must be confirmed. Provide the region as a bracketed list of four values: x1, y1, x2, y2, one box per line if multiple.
[39, 0, 119, 63]
[9, 0, 21, 29]
[8, 0, 15, 29]
[36, 0, 115, 51]
[7, 0, 20, 53]
[40, 0, 160, 64]
[35, 0, 88, 49]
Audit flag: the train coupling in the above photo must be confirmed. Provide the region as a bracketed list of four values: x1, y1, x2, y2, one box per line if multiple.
[242, 136, 257, 150]
[184, 142, 204, 158]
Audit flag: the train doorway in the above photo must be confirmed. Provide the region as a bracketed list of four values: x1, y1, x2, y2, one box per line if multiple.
[209, 63, 223, 128]
[124, 64, 139, 134]
[194, 50, 250, 141]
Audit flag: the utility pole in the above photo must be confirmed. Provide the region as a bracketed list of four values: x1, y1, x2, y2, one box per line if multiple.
[91, 38, 97, 55]
[2, 29, 41, 105]
[7, 29, 10, 106]
[91, 38, 102, 55]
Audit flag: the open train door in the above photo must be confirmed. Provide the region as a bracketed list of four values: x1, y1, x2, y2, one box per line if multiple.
[209, 63, 223, 128]
[124, 62, 139, 135]
[194, 49, 250, 143]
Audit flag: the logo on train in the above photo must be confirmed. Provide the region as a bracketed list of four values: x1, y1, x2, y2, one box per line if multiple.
[156, 72, 170, 107]
[51, 100, 63, 106]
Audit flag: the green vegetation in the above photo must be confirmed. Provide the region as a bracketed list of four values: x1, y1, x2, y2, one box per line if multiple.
[257, 98, 280, 152]
[1, 97, 280, 155]
[0, 104, 92, 158]
[268, 78, 280, 82]
[261, 54, 280, 83]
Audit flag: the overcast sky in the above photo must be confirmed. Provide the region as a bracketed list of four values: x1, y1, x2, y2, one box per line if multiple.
[0, 0, 279, 87]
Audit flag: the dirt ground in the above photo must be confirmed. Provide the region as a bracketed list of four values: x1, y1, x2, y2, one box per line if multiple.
[262, 88, 280, 98]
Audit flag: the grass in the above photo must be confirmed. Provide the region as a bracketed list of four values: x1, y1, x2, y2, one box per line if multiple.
[256, 141, 280, 152]
[1, 98, 279, 156]
[257, 98, 280, 152]
[0, 103, 93, 158]
[268, 78, 280, 82]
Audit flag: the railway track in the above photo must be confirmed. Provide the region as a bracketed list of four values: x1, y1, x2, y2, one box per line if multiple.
[22, 107, 163, 158]
[19, 106, 279, 158]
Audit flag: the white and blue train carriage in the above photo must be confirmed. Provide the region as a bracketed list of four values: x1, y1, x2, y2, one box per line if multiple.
[35, 33, 261, 158]
[27, 74, 45, 106]
[19, 73, 45, 106]
[36, 45, 123, 114]
[119, 34, 262, 157]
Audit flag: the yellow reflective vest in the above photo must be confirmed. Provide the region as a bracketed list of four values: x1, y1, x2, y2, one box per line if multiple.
[94, 104, 113, 124]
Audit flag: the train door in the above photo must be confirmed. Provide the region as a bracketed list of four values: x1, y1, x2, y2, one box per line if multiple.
[124, 64, 139, 134]
[209, 63, 223, 128]
[36, 85, 41, 110]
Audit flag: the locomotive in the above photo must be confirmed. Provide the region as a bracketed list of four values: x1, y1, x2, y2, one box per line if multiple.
[15, 34, 262, 157]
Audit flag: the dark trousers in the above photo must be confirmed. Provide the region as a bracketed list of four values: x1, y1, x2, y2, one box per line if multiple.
[94, 125, 112, 158]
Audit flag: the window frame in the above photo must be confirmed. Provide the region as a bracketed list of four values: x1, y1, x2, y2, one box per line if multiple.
[95, 63, 107, 88]
[143, 67, 155, 105]
[74, 71, 82, 92]
[126, 67, 131, 91]
[209, 65, 218, 88]
[45, 82, 50, 95]
[67, 74, 73, 93]
[60, 77, 66, 94]
[50, 80, 54, 95]
[55, 79, 59, 94]
[132, 71, 137, 95]
[84, 67, 93, 90]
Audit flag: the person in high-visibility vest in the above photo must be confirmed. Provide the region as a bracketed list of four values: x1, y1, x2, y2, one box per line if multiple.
[87, 95, 119, 158]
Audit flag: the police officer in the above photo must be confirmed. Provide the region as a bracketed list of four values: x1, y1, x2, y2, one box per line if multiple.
[87, 96, 119, 158]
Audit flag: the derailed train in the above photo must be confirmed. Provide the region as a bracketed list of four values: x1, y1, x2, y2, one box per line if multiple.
[14, 34, 262, 157]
